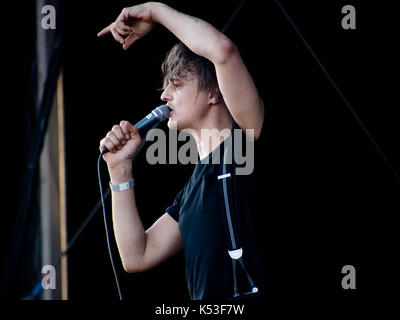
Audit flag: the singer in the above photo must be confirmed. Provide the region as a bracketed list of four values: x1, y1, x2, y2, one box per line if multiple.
[98, 2, 265, 300]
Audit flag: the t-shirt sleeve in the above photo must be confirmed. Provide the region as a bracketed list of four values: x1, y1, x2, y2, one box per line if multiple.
[165, 187, 185, 222]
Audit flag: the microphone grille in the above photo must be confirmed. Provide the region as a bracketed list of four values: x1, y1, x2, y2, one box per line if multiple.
[155, 104, 171, 121]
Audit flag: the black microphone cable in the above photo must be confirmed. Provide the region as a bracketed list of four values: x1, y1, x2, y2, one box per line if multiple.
[97, 148, 123, 300]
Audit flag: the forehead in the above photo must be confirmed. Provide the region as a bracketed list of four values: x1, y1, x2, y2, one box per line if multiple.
[164, 73, 198, 91]
[169, 71, 196, 82]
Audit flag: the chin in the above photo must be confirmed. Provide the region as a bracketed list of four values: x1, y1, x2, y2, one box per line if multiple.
[167, 118, 179, 130]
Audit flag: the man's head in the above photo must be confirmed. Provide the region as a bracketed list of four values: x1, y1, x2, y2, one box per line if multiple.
[160, 42, 224, 131]
[161, 42, 220, 95]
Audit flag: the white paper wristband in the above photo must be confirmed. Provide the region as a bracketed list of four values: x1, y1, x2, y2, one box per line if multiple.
[109, 178, 135, 191]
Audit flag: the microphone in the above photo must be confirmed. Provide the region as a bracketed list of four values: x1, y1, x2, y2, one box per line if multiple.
[102, 104, 170, 154]
[135, 104, 170, 132]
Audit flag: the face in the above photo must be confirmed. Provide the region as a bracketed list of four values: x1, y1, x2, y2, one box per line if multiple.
[160, 73, 209, 131]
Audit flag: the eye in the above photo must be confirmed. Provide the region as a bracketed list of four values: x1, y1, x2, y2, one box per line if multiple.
[169, 79, 181, 89]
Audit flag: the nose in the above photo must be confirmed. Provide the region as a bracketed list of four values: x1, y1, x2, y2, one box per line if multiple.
[160, 85, 172, 102]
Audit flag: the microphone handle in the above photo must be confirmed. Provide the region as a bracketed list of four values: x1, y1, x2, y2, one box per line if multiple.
[135, 115, 159, 131]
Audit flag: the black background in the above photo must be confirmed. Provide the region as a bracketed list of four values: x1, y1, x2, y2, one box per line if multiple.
[5, 0, 400, 303]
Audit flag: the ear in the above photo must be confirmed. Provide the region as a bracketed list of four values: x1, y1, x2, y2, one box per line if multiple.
[208, 87, 221, 105]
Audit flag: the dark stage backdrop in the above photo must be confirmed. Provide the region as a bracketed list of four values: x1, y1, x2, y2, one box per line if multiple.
[5, 0, 399, 302]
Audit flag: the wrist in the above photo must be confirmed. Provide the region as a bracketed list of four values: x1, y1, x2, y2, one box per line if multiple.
[148, 2, 167, 23]
[108, 163, 133, 184]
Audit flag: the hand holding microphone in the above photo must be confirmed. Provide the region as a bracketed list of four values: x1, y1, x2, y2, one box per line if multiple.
[99, 105, 170, 168]
[99, 120, 142, 165]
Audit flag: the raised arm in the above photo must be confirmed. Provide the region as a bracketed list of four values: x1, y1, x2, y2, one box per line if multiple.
[98, 2, 265, 139]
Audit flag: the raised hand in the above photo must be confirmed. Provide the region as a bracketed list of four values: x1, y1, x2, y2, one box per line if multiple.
[97, 3, 156, 50]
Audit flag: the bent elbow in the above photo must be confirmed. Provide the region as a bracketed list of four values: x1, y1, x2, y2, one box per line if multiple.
[122, 262, 136, 273]
[214, 38, 237, 64]
[122, 259, 144, 274]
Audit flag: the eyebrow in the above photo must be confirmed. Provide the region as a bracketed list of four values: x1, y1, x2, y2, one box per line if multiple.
[169, 76, 182, 82]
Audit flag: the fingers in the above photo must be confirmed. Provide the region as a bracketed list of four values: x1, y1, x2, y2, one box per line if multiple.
[112, 125, 127, 146]
[112, 21, 132, 44]
[99, 122, 134, 153]
[122, 33, 140, 50]
[120, 120, 139, 138]
[98, 21, 132, 45]
[112, 124, 126, 141]
[119, 121, 131, 140]
[100, 132, 120, 153]
[115, 21, 132, 35]
[97, 23, 112, 37]
[99, 136, 113, 153]
[110, 26, 126, 45]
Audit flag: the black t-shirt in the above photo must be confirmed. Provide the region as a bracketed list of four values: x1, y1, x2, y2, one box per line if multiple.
[166, 127, 265, 300]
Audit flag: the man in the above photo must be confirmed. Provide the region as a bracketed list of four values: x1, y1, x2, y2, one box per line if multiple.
[98, 2, 265, 299]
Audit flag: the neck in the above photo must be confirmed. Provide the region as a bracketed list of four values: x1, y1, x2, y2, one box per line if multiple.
[188, 106, 233, 160]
